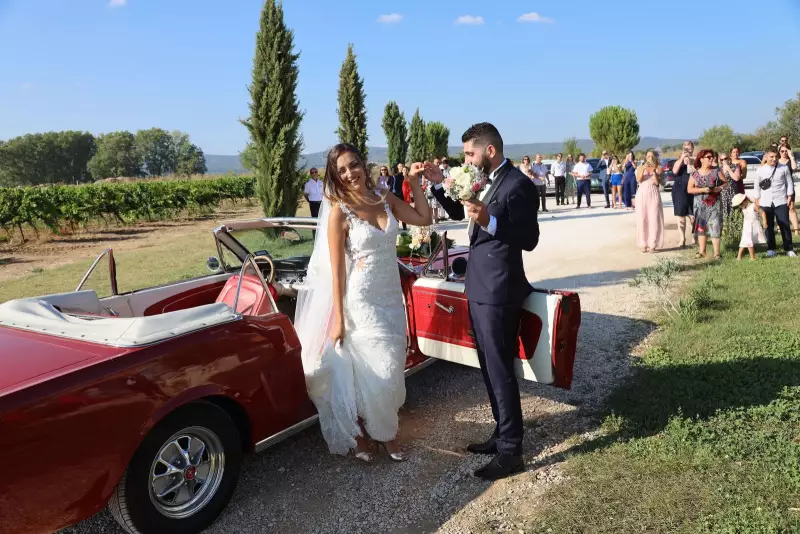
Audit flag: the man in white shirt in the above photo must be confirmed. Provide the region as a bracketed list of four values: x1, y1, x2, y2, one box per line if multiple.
[303, 167, 324, 218]
[531, 154, 550, 212]
[440, 157, 451, 178]
[572, 153, 594, 209]
[754, 148, 796, 257]
[551, 153, 568, 206]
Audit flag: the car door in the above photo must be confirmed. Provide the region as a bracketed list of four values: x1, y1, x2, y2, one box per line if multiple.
[410, 264, 581, 389]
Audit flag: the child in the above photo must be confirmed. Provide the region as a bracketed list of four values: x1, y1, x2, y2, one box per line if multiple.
[732, 193, 766, 260]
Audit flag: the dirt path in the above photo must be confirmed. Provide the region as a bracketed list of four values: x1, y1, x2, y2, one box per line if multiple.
[63, 193, 682, 534]
[0, 205, 265, 283]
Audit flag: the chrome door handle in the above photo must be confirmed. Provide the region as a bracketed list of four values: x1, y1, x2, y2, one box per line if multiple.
[435, 302, 454, 314]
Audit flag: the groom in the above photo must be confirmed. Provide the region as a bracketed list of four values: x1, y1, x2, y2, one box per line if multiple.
[425, 123, 540, 480]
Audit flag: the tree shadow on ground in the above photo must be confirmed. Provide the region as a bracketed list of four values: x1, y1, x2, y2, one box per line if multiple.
[0, 257, 33, 266]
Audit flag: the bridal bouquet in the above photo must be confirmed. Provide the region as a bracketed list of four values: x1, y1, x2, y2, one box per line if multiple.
[442, 163, 487, 202]
[396, 226, 454, 259]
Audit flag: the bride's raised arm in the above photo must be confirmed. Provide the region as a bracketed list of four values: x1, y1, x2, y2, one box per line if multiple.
[327, 205, 349, 345]
[385, 162, 433, 227]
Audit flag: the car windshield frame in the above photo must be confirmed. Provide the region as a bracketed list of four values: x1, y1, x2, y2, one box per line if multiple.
[213, 218, 318, 271]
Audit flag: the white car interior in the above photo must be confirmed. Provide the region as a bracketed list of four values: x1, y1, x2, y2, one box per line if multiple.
[0, 292, 238, 348]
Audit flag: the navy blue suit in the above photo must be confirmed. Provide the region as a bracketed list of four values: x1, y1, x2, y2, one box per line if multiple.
[433, 162, 540, 455]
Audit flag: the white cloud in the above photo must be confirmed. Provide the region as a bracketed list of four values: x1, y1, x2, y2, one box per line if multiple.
[377, 13, 403, 24]
[455, 15, 484, 25]
[517, 12, 554, 23]
[108, 0, 127, 7]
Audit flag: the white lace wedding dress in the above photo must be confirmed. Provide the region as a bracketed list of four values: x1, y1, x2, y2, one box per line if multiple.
[303, 199, 407, 456]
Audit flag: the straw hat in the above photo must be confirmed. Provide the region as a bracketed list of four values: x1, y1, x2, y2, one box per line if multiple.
[731, 193, 747, 208]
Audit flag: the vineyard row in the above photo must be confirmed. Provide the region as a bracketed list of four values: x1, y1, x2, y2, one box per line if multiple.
[0, 176, 258, 241]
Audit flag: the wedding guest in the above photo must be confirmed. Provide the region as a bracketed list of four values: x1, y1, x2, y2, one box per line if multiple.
[303, 167, 324, 218]
[719, 152, 743, 217]
[635, 150, 665, 252]
[597, 150, 612, 208]
[377, 165, 392, 191]
[565, 154, 576, 205]
[391, 164, 405, 200]
[777, 144, 799, 236]
[754, 148, 796, 257]
[731, 193, 766, 261]
[688, 149, 725, 259]
[573, 153, 594, 208]
[610, 156, 623, 209]
[552, 153, 568, 206]
[671, 141, 696, 248]
[622, 151, 637, 210]
[531, 154, 550, 212]
[518, 155, 534, 179]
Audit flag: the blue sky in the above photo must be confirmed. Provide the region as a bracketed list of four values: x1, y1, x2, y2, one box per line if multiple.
[1, 0, 799, 155]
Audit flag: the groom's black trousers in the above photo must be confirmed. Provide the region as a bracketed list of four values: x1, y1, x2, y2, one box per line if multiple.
[468, 301, 524, 456]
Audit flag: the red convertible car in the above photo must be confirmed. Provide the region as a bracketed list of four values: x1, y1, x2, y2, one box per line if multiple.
[0, 217, 580, 534]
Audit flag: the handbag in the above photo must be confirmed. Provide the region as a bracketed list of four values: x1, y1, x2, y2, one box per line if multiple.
[759, 165, 778, 190]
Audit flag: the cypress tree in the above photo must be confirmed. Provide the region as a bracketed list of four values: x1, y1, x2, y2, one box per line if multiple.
[241, 0, 304, 217]
[381, 101, 408, 167]
[409, 108, 427, 162]
[336, 43, 369, 158]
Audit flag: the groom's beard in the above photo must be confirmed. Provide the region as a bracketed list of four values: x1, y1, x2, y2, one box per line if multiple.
[479, 153, 492, 175]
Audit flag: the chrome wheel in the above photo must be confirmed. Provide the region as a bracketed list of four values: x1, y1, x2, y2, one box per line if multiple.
[148, 426, 225, 519]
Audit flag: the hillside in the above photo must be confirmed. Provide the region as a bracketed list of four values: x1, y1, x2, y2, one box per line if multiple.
[205, 137, 689, 173]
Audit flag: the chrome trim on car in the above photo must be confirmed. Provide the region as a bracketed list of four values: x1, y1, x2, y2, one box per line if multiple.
[435, 302, 454, 314]
[76, 248, 118, 295]
[404, 357, 437, 378]
[254, 415, 319, 453]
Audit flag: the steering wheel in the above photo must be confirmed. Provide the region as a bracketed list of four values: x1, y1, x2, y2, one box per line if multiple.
[252, 255, 276, 284]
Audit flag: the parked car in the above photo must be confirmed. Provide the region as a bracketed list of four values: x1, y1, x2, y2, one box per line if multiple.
[0, 217, 581, 534]
[740, 154, 763, 188]
[661, 158, 677, 190]
[585, 158, 605, 192]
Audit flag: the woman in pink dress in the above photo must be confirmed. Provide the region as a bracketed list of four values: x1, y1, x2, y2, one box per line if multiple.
[635, 149, 665, 252]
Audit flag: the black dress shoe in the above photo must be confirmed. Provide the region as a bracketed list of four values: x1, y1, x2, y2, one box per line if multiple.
[474, 454, 524, 481]
[466, 437, 497, 455]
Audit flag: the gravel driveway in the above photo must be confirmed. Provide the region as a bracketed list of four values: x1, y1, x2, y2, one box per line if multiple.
[64, 194, 680, 534]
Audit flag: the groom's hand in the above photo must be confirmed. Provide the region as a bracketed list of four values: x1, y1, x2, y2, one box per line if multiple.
[423, 162, 445, 184]
[463, 199, 490, 227]
[409, 162, 425, 178]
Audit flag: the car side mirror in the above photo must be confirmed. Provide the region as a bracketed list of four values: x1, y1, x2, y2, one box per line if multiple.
[207, 256, 222, 273]
[451, 257, 468, 277]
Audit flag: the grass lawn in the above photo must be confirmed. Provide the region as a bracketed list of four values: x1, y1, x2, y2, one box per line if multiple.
[531, 254, 800, 532]
[0, 203, 312, 303]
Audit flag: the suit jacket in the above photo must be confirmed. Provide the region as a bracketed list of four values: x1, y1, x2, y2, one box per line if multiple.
[391, 173, 405, 198]
[432, 163, 539, 307]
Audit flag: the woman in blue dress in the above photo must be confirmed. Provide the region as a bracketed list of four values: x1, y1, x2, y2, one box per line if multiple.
[622, 151, 638, 210]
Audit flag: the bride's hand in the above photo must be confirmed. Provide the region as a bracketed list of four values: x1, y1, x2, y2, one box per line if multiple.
[330, 316, 345, 346]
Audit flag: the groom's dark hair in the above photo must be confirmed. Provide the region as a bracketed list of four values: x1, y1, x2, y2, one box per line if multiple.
[462, 122, 503, 154]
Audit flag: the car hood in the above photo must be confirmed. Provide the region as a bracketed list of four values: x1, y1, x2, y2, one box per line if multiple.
[0, 326, 126, 396]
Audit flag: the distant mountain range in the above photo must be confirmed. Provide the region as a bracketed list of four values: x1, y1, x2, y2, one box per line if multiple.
[205, 137, 688, 174]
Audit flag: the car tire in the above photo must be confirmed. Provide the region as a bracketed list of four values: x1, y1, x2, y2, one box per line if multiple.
[108, 402, 242, 534]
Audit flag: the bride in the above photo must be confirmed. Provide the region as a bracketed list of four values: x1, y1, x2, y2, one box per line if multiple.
[295, 143, 432, 462]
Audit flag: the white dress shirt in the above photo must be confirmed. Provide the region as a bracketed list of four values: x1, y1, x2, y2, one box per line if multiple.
[304, 178, 324, 202]
[572, 161, 594, 179]
[531, 162, 549, 186]
[551, 160, 567, 177]
[753, 164, 794, 207]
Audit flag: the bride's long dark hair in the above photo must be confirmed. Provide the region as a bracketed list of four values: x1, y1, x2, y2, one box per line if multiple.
[323, 143, 382, 205]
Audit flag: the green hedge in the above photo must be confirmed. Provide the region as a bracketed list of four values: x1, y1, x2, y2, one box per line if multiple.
[0, 175, 256, 239]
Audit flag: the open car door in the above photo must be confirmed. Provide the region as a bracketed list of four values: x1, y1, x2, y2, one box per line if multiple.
[410, 238, 581, 389]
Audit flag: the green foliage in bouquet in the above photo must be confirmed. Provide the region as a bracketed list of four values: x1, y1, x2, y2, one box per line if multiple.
[395, 228, 454, 258]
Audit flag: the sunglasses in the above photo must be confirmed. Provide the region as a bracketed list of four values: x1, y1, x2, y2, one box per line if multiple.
[702, 155, 713, 160]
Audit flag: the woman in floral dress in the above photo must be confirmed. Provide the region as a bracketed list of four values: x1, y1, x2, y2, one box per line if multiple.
[688, 149, 726, 259]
